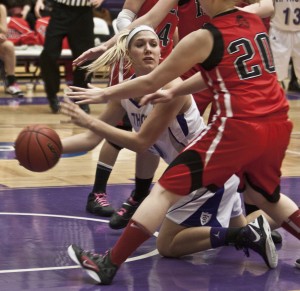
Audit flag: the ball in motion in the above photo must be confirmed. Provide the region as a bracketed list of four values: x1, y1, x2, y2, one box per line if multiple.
[15, 125, 62, 172]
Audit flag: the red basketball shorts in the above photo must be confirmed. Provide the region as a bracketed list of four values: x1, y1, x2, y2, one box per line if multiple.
[158, 116, 293, 202]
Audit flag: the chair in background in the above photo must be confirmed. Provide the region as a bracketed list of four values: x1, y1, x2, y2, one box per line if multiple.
[93, 17, 111, 45]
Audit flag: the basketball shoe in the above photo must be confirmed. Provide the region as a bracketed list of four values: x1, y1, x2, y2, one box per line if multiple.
[67, 244, 118, 285]
[270, 230, 282, 244]
[109, 191, 143, 229]
[86, 192, 114, 217]
[6, 83, 24, 97]
[48, 96, 60, 114]
[235, 215, 278, 268]
[295, 259, 300, 269]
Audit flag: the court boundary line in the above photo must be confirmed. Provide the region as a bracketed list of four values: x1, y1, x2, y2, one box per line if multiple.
[0, 212, 159, 274]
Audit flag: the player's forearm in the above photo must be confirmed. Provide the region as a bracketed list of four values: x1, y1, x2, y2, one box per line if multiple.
[238, 0, 274, 18]
[86, 118, 149, 153]
[103, 74, 162, 101]
[62, 131, 102, 153]
[170, 73, 207, 97]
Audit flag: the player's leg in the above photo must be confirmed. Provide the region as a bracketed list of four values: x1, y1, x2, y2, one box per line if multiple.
[68, 182, 183, 284]
[157, 214, 267, 258]
[244, 208, 279, 231]
[0, 40, 23, 96]
[109, 151, 160, 229]
[157, 218, 212, 257]
[86, 140, 119, 217]
[287, 60, 300, 92]
[243, 184, 300, 240]
[244, 196, 282, 244]
[87, 115, 133, 217]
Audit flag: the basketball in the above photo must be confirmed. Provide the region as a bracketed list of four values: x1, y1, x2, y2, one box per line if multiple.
[14, 125, 62, 172]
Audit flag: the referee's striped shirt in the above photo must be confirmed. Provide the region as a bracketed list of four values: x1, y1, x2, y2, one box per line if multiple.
[55, 0, 91, 6]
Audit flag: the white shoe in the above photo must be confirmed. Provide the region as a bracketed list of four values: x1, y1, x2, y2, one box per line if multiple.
[6, 83, 24, 97]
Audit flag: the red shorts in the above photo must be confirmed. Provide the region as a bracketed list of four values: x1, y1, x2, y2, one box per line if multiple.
[192, 88, 213, 116]
[159, 116, 293, 202]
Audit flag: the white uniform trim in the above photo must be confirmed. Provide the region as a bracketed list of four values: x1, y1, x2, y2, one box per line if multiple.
[166, 175, 242, 227]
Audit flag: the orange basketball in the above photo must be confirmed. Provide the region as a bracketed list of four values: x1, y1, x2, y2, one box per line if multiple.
[15, 125, 62, 172]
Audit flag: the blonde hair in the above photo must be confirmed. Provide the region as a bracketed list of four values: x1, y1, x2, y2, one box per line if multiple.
[84, 29, 131, 77]
[84, 25, 158, 77]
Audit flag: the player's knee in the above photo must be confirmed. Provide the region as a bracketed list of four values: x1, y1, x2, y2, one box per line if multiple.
[107, 140, 123, 151]
[156, 239, 178, 258]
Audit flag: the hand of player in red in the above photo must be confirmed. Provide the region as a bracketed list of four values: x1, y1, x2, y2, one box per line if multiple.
[65, 84, 107, 104]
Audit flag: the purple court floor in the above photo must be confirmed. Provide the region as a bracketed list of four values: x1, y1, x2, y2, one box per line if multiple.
[0, 179, 299, 291]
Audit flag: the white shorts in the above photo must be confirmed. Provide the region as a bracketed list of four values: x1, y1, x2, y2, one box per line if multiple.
[269, 27, 300, 81]
[166, 175, 242, 227]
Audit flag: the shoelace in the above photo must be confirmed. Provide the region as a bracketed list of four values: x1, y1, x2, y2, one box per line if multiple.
[117, 198, 139, 216]
[94, 193, 110, 207]
[117, 207, 127, 216]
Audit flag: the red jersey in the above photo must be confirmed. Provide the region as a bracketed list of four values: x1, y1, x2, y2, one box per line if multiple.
[138, 0, 178, 59]
[177, 0, 210, 40]
[178, 0, 210, 78]
[199, 9, 289, 119]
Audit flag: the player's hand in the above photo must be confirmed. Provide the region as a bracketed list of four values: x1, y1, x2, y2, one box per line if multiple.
[139, 89, 174, 106]
[73, 45, 108, 66]
[91, 0, 104, 8]
[66, 84, 107, 104]
[60, 98, 94, 129]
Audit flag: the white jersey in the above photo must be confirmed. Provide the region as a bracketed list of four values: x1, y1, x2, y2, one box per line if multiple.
[121, 77, 242, 226]
[271, 1, 300, 32]
[121, 96, 205, 164]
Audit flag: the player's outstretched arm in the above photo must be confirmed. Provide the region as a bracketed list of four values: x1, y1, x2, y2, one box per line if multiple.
[73, 40, 113, 67]
[140, 72, 207, 106]
[63, 79, 192, 153]
[68, 30, 213, 105]
[236, 0, 274, 18]
[60, 98, 126, 153]
[66, 84, 107, 104]
[73, 0, 177, 67]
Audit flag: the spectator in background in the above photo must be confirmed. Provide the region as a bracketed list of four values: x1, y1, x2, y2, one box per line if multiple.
[34, 0, 102, 114]
[0, 0, 37, 30]
[0, 4, 24, 97]
[269, 0, 300, 92]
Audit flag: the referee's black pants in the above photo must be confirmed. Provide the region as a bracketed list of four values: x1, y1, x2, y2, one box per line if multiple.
[40, 2, 94, 99]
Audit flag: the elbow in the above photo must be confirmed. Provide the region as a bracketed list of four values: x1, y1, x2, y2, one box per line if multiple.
[265, 6, 275, 18]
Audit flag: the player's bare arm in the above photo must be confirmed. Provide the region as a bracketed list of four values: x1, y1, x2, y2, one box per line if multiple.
[61, 99, 126, 153]
[236, 0, 274, 18]
[69, 85, 190, 153]
[73, 0, 178, 66]
[140, 72, 207, 105]
[67, 29, 213, 104]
